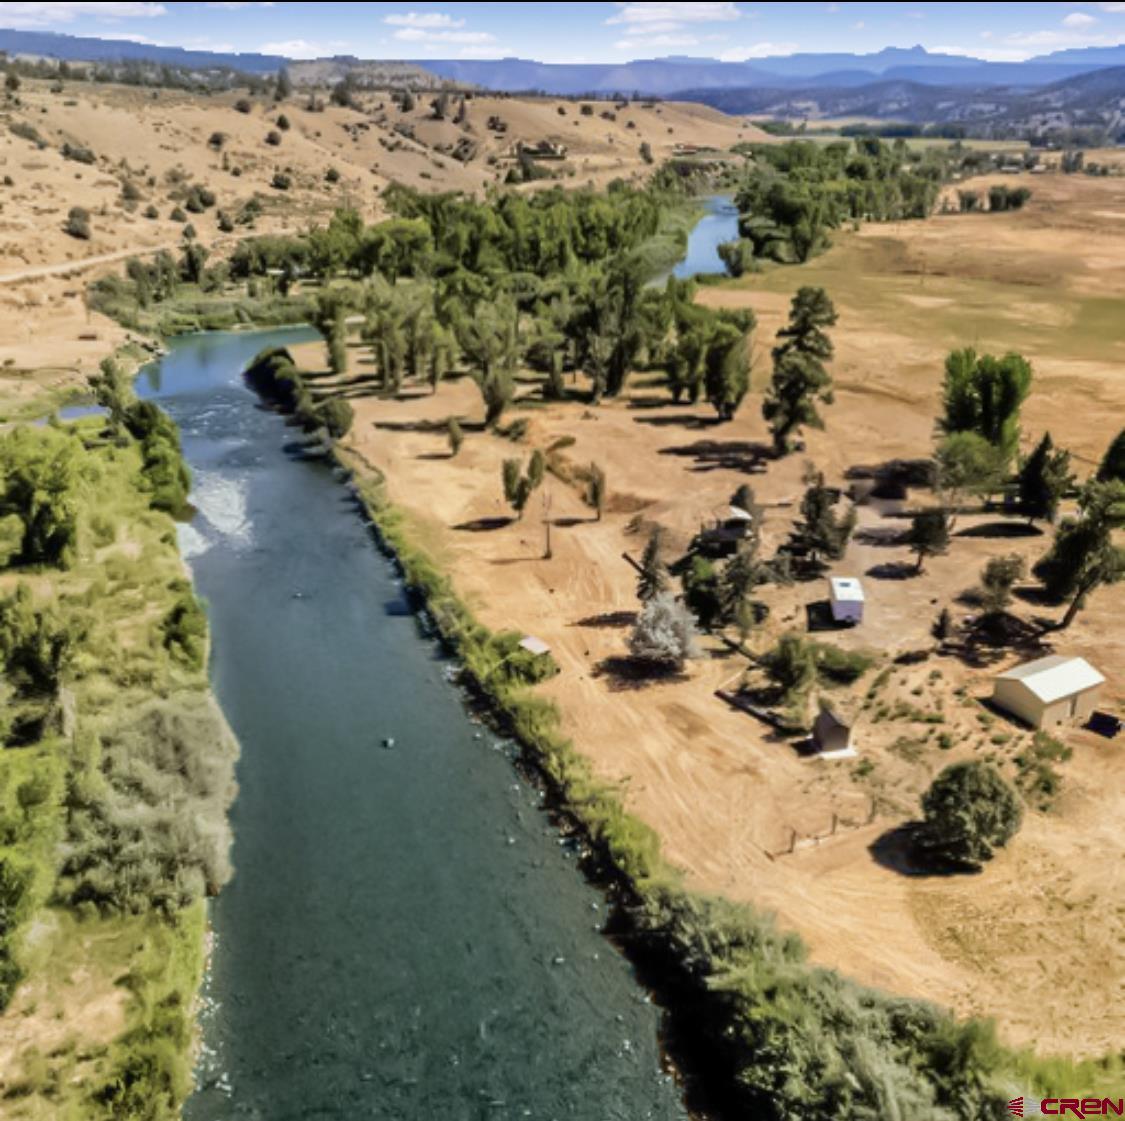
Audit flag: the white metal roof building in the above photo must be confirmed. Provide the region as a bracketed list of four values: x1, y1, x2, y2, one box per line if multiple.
[828, 577, 865, 624]
[992, 654, 1105, 729]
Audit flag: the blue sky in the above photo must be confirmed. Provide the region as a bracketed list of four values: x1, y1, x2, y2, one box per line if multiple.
[1, 2, 1124, 64]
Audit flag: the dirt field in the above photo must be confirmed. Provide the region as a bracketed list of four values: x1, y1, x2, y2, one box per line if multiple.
[291, 167, 1125, 1058]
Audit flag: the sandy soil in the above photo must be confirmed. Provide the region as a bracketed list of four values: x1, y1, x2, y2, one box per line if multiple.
[294, 167, 1125, 1058]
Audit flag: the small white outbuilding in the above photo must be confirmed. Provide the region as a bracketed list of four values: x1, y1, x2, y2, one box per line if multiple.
[828, 577, 865, 625]
[991, 654, 1105, 729]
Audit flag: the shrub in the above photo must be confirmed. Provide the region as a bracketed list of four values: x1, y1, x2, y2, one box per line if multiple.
[276, 113, 290, 131]
[447, 417, 463, 457]
[64, 206, 91, 239]
[61, 141, 96, 164]
[9, 121, 43, 146]
[161, 589, 207, 669]
[325, 166, 341, 183]
[143, 203, 159, 219]
[628, 593, 699, 669]
[271, 171, 291, 191]
[916, 761, 1022, 869]
[265, 129, 282, 146]
[169, 206, 187, 222]
[234, 97, 252, 114]
[319, 397, 354, 439]
[207, 131, 226, 149]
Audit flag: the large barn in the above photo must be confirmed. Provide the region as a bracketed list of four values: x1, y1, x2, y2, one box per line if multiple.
[991, 655, 1105, 729]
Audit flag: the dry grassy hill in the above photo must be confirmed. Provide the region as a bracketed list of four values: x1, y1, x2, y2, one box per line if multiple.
[0, 78, 759, 384]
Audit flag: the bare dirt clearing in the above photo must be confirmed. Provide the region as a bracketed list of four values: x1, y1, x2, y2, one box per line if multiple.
[301, 169, 1125, 1057]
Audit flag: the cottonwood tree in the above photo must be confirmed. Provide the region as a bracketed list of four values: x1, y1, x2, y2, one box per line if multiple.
[459, 300, 519, 427]
[628, 593, 699, 669]
[934, 431, 1007, 515]
[762, 286, 837, 456]
[1017, 432, 1073, 524]
[637, 529, 670, 602]
[501, 451, 545, 521]
[907, 508, 950, 573]
[313, 290, 351, 376]
[916, 762, 1022, 870]
[939, 348, 1032, 467]
[704, 317, 752, 421]
[1033, 478, 1125, 628]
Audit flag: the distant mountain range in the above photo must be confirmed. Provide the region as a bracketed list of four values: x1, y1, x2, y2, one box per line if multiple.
[4, 24, 1125, 109]
[679, 65, 1125, 140]
[423, 46, 1125, 94]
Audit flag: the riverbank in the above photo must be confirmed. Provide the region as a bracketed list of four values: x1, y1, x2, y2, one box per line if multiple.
[0, 384, 237, 1117]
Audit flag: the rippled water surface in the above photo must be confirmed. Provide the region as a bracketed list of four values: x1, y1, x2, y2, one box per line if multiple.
[142, 330, 688, 1121]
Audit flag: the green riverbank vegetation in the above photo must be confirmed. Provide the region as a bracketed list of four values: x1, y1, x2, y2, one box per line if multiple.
[0, 359, 236, 1119]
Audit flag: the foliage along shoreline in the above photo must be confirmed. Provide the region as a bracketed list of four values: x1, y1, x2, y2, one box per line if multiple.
[0, 343, 237, 1119]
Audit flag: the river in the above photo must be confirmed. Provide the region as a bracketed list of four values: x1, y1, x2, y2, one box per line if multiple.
[135, 328, 689, 1120]
[672, 195, 739, 279]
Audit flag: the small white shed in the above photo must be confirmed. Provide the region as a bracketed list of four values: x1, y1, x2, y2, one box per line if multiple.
[992, 655, 1105, 729]
[828, 577, 865, 625]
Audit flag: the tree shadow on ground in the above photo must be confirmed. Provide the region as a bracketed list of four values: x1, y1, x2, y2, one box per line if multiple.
[376, 417, 486, 434]
[593, 655, 689, 691]
[551, 516, 593, 528]
[658, 438, 772, 475]
[955, 520, 1043, 539]
[869, 823, 981, 878]
[948, 611, 1051, 668]
[415, 451, 453, 461]
[854, 525, 908, 548]
[866, 561, 919, 581]
[573, 610, 637, 629]
[633, 413, 722, 430]
[453, 516, 514, 532]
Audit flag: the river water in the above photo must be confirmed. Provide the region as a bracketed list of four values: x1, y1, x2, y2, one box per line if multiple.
[672, 195, 739, 279]
[138, 328, 689, 1121]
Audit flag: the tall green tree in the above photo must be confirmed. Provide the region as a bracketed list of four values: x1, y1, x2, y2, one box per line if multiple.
[939, 348, 1032, 465]
[704, 317, 752, 421]
[1097, 427, 1125, 483]
[907, 508, 950, 573]
[1017, 432, 1073, 524]
[791, 469, 855, 567]
[1033, 479, 1125, 628]
[458, 299, 519, 427]
[762, 286, 837, 455]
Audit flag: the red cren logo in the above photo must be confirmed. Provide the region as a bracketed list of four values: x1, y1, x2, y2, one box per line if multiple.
[1009, 1099, 1026, 1118]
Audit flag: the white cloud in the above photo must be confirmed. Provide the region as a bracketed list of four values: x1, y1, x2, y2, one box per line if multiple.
[0, 1, 165, 28]
[853, 20, 865, 29]
[614, 32, 703, 50]
[392, 26, 495, 45]
[205, 2, 274, 9]
[718, 41, 799, 61]
[1062, 11, 1097, 26]
[384, 11, 464, 29]
[607, 2, 740, 29]
[259, 38, 341, 59]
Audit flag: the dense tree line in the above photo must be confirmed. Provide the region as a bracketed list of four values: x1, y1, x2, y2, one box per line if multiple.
[727, 138, 946, 265]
